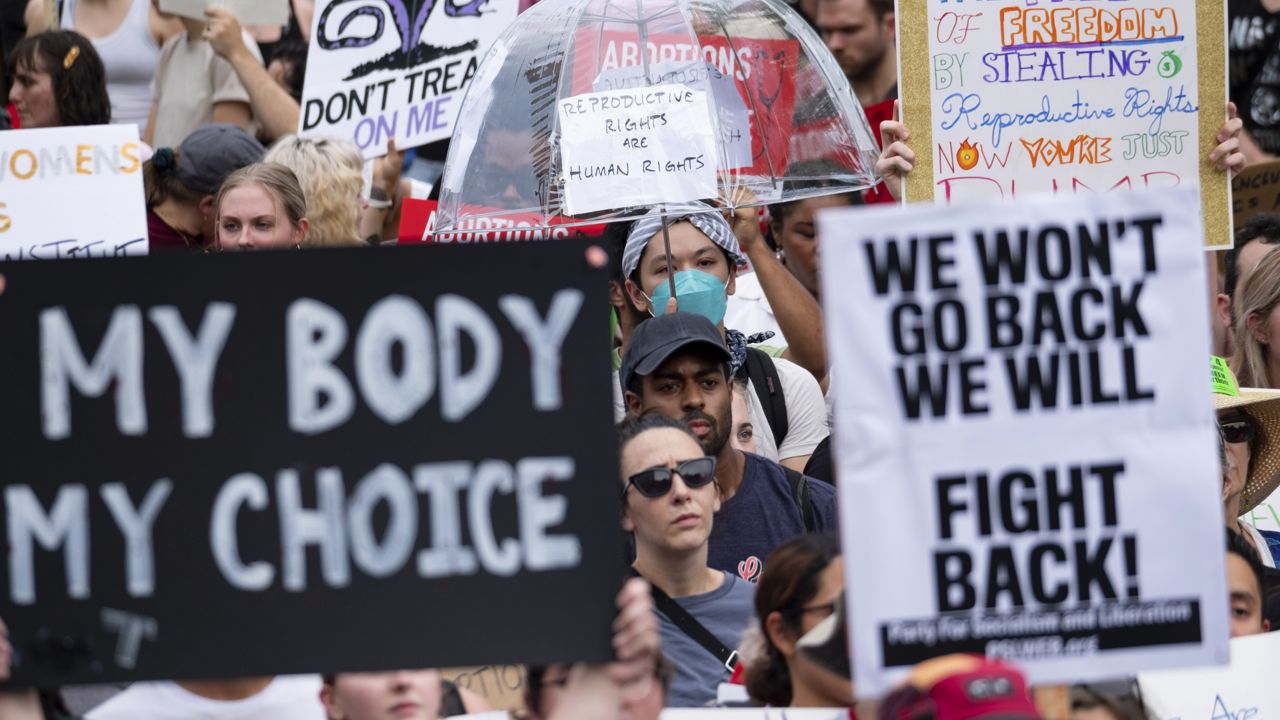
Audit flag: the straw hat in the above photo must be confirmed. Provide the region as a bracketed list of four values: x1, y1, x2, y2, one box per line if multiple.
[1212, 356, 1280, 512]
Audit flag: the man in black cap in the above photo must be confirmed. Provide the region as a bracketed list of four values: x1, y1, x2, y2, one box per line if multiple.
[621, 312, 837, 582]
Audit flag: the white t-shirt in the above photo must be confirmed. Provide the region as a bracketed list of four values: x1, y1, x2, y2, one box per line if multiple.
[611, 352, 828, 464]
[725, 273, 787, 346]
[86, 675, 325, 720]
[746, 354, 827, 462]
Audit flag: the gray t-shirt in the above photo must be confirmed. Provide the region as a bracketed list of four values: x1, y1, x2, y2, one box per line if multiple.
[656, 571, 756, 707]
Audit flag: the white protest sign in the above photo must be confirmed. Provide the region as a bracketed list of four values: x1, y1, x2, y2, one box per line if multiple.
[1242, 488, 1280, 533]
[661, 711, 846, 720]
[299, 0, 517, 158]
[159, 0, 288, 25]
[821, 189, 1228, 696]
[592, 62, 751, 170]
[557, 85, 719, 215]
[1140, 632, 1280, 718]
[0, 125, 147, 260]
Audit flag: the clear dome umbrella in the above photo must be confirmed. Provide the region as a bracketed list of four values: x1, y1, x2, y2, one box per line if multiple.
[435, 0, 881, 293]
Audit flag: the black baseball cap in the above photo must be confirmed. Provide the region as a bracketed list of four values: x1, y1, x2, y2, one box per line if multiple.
[620, 312, 732, 393]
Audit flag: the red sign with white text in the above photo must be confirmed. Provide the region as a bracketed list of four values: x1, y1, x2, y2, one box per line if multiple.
[398, 199, 607, 244]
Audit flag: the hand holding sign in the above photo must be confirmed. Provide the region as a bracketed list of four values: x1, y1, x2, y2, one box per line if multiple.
[875, 101, 913, 203]
[1210, 102, 1245, 175]
[202, 7, 252, 63]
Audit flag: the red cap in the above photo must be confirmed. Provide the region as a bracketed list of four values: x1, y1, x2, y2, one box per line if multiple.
[878, 655, 1041, 720]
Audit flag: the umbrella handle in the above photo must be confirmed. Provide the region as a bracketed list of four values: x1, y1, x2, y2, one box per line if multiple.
[660, 212, 677, 306]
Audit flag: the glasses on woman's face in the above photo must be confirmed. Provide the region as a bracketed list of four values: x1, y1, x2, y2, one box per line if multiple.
[1220, 411, 1258, 445]
[622, 457, 717, 499]
[792, 601, 838, 620]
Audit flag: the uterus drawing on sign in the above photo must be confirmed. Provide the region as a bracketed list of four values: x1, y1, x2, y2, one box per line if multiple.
[318, 0, 488, 80]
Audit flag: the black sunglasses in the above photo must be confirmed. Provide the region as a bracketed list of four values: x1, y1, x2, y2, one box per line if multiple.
[623, 457, 717, 499]
[1220, 411, 1258, 445]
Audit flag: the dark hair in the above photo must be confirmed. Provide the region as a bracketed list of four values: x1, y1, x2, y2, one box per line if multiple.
[7, 30, 110, 127]
[617, 413, 699, 448]
[745, 532, 842, 707]
[868, 0, 894, 19]
[604, 222, 631, 286]
[269, 40, 309, 100]
[1070, 682, 1151, 720]
[1226, 213, 1280, 298]
[770, 192, 862, 226]
[768, 193, 861, 252]
[143, 148, 205, 209]
[1227, 527, 1267, 603]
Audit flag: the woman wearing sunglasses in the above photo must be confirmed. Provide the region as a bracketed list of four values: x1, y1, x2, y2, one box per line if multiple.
[618, 414, 755, 708]
[743, 532, 852, 709]
[1213, 357, 1280, 568]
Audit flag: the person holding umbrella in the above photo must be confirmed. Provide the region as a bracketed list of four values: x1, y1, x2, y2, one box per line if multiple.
[620, 205, 830, 472]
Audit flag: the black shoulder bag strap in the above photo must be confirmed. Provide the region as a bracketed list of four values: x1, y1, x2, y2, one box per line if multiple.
[634, 571, 738, 671]
[742, 347, 789, 449]
[783, 465, 816, 532]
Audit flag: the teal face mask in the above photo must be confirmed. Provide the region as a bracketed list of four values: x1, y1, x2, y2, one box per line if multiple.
[648, 269, 728, 325]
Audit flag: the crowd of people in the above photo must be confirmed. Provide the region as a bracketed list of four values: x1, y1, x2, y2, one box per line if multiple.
[2, 0, 1280, 718]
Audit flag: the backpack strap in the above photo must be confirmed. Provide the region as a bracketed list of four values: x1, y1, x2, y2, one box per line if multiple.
[784, 465, 816, 533]
[740, 347, 789, 450]
[634, 570, 739, 671]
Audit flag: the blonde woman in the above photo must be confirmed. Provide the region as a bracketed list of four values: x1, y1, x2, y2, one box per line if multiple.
[215, 163, 310, 251]
[1233, 248, 1280, 388]
[264, 135, 369, 247]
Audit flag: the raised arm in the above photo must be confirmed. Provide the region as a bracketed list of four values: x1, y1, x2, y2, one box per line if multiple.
[204, 7, 301, 142]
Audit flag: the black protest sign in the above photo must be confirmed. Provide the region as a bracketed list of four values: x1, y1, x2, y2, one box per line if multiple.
[0, 242, 620, 686]
[823, 190, 1229, 693]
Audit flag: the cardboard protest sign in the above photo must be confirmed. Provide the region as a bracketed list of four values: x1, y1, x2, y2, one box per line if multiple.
[557, 86, 719, 215]
[298, 0, 517, 157]
[896, 0, 1231, 248]
[1139, 632, 1280, 717]
[0, 242, 620, 686]
[1230, 159, 1280, 236]
[444, 665, 527, 714]
[0, 125, 146, 260]
[158, 0, 288, 25]
[821, 189, 1229, 695]
[397, 199, 606, 244]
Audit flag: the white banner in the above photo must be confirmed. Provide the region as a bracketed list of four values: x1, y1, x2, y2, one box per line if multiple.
[299, 0, 518, 158]
[820, 189, 1228, 695]
[158, 0, 288, 25]
[1140, 632, 1280, 717]
[0, 125, 147, 260]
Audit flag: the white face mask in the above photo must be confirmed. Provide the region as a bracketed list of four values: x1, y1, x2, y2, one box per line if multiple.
[796, 590, 849, 678]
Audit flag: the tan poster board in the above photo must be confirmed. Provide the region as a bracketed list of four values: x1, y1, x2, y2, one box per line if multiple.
[1231, 158, 1280, 233]
[897, 0, 1231, 248]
